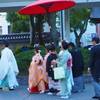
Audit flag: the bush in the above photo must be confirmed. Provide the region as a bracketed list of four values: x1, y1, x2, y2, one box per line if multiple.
[14, 47, 22, 55]
[77, 47, 90, 74]
[14, 45, 34, 55]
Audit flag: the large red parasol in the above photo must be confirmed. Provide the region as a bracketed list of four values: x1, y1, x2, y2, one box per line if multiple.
[18, 0, 76, 15]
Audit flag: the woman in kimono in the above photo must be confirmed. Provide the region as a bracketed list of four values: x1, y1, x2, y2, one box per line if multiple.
[46, 44, 60, 95]
[28, 47, 48, 93]
[53, 41, 74, 99]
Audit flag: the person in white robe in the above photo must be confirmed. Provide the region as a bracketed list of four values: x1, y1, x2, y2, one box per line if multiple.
[0, 39, 19, 90]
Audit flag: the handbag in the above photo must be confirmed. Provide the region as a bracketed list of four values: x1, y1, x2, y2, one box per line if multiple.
[54, 67, 65, 80]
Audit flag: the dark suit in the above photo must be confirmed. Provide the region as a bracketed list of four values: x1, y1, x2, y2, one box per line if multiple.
[89, 44, 100, 82]
[88, 44, 100, 97]
[70, 48, 84, 78]
[70, 48, 84, 92]
[46, 53, 57, 81]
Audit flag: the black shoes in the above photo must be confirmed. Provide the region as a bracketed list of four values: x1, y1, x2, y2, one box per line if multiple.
[92, 96, 100, 99]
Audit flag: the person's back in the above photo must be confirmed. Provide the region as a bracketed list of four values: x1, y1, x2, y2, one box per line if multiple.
[88, 37, 100, 99]
[70, 48, 84, 78]
[91, 45, 100, 60]
[0, 39, 19, 90]
[69, 42, 84, 93]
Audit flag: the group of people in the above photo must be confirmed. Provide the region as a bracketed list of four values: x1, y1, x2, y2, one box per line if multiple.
[0, 37, 100, 99]
[27, 40, 85, 99]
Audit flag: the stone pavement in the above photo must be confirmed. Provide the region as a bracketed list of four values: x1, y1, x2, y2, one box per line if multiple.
[0, 83, 95, 100]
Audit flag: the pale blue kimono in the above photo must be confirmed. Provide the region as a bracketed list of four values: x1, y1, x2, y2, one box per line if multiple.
[57, 49, 74, 95]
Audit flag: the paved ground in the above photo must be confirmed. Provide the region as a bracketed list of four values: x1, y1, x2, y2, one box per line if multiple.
[0, 83, 95, 100]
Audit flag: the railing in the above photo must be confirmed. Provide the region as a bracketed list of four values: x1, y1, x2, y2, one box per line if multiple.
[0, 32, 60, 43]
[0, 33, 30, 41]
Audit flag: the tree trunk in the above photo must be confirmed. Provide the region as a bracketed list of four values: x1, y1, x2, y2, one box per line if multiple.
[37, 15, 44, 45]
[75, 36, 81, 46]
[74, 19, 88, 46]
[30, 15, 35, 46]
[46, 12, 58, 46]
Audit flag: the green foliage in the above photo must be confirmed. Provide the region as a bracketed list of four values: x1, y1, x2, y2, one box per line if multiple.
[14, 45, 34, 55]
[70, 8, 90, 31]
[15, 50, 33, 75]
[6, 12, 30, 33]
[14, 47, 22, 55]
[70, 8, 90, 21]
[6, 12, 20, 23]
[70, 8, 91, 44]
[77, 47, 90, 74]
[11, 19, 30, 33]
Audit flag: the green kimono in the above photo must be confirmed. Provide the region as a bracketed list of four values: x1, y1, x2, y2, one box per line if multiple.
[57, 49, 74, 95]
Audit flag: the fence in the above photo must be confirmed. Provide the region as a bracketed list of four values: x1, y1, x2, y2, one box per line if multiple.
[0, 32, 60, 52]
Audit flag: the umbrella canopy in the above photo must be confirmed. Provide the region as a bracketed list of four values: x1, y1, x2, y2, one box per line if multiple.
[18, 0, 76, 15]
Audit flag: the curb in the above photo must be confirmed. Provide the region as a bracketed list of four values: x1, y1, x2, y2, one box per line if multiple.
[17, 74, 92, 85]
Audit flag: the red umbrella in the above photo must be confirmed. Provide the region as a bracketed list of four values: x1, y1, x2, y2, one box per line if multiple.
[18, 0, 76, 15]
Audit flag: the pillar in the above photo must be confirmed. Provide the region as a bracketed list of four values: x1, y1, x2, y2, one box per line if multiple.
[60, 9, 70, 42]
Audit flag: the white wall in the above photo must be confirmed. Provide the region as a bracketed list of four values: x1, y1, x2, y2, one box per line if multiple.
[70, 22, 96, 47]
[0, 12, 10, 34]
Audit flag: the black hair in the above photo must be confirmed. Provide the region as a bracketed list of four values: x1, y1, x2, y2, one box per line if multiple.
[46, 46, 50, 52]
[69, 42, 75, 47]
[62, 42, 69, 50]
[3, 39, 9, 47]
[34, 47, 40, 53]
[34, 47, 42, 65]
[48, 44, 56, 52]
[92, 37, 100, 44]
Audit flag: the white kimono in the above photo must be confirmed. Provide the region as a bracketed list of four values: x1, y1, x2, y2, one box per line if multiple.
[0, 47, 19, 88]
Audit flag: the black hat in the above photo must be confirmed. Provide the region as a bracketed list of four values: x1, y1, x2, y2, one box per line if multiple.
[3, 39, 9, 46]
[34, 47, 40, 51]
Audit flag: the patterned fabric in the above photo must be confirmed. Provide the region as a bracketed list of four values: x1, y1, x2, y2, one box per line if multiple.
[48, 77, 60, 91]
[28, 54, 48, 92]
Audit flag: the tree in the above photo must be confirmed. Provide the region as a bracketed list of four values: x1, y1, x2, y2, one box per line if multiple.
[6, 12, 30, 33]
[6, 12, 46, 45]
[46, 12, 58, 46]
[6, 12, 58, 46]
[70, 8, 90, 45]
[18, 13, 46, 45]
[35, 14, 46, 45]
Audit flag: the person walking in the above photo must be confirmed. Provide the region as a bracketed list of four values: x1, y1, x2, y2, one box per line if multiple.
[54, 41, 74, 99]
[46, 44, 60, 95]
[88, 37, 100, 100]
[28, 47, 48, 93]
[0, 39, 19, 90]
[69, 42, 85, 93]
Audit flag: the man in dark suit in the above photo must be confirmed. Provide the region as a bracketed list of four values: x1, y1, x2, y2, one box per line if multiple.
[88, 37, 100, 100]
[69, 42, 84, 93]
